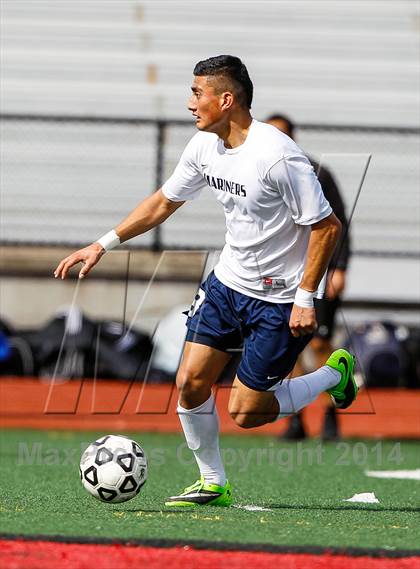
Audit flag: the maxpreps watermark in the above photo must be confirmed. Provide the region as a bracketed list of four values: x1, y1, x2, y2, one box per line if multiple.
[17, 440, 325, 472]
[16, 440, 403, 471]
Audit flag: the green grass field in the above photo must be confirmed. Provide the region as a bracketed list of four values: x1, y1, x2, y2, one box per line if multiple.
[0, 429, 419, 551]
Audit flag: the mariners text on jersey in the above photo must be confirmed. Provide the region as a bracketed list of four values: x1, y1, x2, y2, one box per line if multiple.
[204, 174, 246, 197]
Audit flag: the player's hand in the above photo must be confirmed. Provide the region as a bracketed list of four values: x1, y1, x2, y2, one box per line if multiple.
[289, 304, 317, 337]
[54, 243, 105, 280]
[326, 269, 346, 300]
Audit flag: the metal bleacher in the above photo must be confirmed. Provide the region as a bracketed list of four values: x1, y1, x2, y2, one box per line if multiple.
[1, 1, 418, 123]
[0, 1, 419, 307]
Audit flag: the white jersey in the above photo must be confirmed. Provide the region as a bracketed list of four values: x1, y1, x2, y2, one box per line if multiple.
[162, 119, 332, 303]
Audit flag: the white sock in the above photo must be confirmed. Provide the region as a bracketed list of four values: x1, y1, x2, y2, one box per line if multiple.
[177, 393, 226, 486]
[274, 366, 340, 419]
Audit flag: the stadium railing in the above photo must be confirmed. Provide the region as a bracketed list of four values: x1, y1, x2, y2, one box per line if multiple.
[1, 113, 418, 258]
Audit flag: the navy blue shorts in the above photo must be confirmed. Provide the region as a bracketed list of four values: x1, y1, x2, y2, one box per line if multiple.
[186, 272, 312, 391]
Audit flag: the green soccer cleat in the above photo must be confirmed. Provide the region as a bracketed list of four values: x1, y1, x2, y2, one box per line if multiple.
[165, 476, 232, 508]
[325, 349, 358, 410]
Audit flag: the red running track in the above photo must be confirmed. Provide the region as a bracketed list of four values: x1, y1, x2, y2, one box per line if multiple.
[1, 378, 419, 438]
[0, 540, 419, 569]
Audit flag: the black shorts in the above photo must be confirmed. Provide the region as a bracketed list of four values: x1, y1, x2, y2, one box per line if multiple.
[314, 296, 341, 341]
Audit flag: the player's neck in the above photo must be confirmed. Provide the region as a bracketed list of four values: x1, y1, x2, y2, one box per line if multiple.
[218, 112, 253, 149]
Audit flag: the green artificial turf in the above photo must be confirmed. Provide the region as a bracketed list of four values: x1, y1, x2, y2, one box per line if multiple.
[0, 429, 419, 551]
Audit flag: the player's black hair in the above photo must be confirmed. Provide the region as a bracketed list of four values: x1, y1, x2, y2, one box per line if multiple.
[266, 113, 295, 138]
[193, 55, 253, 109]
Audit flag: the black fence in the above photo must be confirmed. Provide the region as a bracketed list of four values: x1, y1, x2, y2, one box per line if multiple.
[1, 113, 419, 259]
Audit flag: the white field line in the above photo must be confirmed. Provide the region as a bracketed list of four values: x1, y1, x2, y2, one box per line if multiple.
[233, 505, 273, 512]
[365, 469, 420, 480]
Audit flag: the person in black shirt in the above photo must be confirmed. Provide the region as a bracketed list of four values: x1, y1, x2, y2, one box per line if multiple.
[266, 114, 351, 440]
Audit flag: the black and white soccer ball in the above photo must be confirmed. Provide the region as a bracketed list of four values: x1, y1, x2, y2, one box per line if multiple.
[79, 434, 147, 503]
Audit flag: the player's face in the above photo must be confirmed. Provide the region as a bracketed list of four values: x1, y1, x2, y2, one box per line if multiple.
[188, 76, 226, 132]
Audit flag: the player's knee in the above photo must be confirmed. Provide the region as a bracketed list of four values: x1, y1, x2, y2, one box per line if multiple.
[176, 369, 208, 406]
[231, 413, 255, 429]
[176, 367, 197, 390]
[229, 406, 256, 429]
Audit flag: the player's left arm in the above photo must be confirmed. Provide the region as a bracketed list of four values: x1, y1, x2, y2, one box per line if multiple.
[289, 212, 341, 337]
[316, 165, 350, 300]
[264, 154, 341, 336]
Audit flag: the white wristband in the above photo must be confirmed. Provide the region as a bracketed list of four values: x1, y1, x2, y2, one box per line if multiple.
[96, 229, 120, 252]
[294, 287, 316, 308]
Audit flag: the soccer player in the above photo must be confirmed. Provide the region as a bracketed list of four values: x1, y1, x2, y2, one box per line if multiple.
[54, 55, 357, 507]
[266, 114, 351, 441]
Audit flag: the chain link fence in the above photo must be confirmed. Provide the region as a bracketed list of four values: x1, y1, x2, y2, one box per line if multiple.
[1, 114, 419, 258]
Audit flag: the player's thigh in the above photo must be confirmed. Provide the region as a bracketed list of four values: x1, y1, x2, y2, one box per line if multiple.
[237, 306, 311, 392]
[176, 341, 231, 396]
[228, 376, 278, 427]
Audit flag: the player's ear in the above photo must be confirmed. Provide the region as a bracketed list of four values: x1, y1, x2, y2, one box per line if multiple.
[220, 91, 234, 111]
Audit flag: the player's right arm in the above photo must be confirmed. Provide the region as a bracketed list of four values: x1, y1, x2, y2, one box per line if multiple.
[54, 189, 184, 280]
[55, 133, 205, 280]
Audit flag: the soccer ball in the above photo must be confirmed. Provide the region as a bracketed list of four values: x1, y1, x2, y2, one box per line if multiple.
[79, 434, 147, 503]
